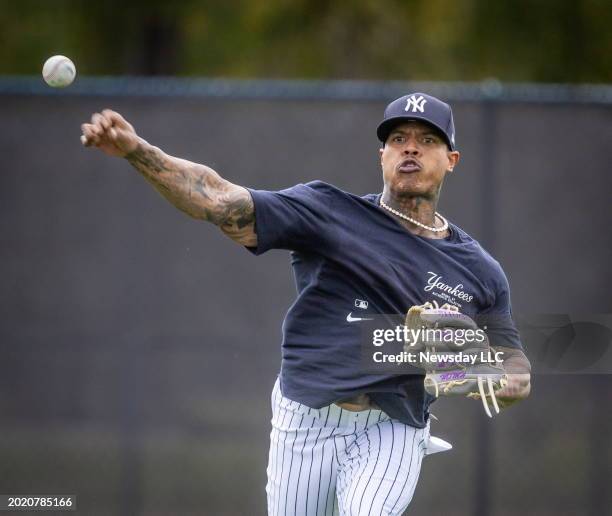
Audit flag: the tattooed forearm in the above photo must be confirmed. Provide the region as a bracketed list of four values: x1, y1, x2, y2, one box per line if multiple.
[493, 346, 531, 374]
[125, 144, 172, 175]
[125, 140, 257, 246]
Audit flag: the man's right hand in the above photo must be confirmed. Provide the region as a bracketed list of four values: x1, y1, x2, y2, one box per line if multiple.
[80, 109, 141, 157]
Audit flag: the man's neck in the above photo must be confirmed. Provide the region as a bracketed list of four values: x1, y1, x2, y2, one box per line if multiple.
[381, 190, 448, 239]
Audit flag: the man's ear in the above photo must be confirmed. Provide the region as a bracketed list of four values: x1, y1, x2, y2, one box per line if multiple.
[447, 151, 460, 172]
[379, 147, 384, 166]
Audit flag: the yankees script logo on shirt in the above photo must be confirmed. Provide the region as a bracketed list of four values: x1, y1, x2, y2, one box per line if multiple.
[424, 271, 474, 306]
[405, 94, 427, 113]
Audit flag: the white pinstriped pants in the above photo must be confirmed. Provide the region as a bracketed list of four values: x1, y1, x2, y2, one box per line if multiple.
[266, 379, 430, 516]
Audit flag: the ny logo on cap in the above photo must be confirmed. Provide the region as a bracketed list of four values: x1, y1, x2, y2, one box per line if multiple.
[405, 95, 427, 113]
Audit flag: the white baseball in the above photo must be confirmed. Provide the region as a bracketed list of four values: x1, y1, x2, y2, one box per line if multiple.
[42, 55, 77, 88]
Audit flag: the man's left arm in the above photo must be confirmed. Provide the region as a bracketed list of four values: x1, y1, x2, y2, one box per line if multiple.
[492, 345, 531, 408]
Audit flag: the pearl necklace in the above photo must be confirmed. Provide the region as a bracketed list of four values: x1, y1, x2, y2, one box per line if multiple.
[379, 199, 449, 233]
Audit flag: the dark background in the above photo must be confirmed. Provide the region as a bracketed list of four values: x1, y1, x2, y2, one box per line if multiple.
[0, 83, 611, 515]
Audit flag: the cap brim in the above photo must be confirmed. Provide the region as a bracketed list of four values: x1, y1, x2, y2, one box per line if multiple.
[376, 115, 454, 150]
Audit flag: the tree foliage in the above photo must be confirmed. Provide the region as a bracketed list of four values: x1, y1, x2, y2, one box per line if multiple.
[1, 0, 610, 82]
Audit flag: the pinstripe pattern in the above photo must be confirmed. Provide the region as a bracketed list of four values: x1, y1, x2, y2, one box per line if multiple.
[315, 407, 331, 515]
[266, 379, 429, 515]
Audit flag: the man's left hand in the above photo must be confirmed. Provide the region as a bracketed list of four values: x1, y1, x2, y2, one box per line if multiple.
[494, 373, 531, 409]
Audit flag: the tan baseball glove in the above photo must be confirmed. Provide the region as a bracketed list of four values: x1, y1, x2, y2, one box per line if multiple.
[404, 302, 508, 418]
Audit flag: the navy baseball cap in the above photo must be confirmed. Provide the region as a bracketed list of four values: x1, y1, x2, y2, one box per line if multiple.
[376, 93, 456, 150]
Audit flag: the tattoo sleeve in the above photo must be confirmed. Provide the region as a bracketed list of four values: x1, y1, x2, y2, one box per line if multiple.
[125, 140, 257, 246]
[493, 346, 532, 374]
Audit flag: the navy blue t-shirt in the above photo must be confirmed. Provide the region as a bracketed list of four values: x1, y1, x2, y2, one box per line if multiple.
[247, 181, 521, 428]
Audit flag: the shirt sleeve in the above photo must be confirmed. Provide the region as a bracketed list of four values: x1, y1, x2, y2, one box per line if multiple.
[245, 181, 337, 255]
[477, 268, 523, 350]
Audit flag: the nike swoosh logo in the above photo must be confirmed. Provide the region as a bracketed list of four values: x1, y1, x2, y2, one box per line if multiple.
[346, 312, 374, 322]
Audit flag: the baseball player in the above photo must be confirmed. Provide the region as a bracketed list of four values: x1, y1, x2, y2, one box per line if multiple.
[81, 92, 531, 515]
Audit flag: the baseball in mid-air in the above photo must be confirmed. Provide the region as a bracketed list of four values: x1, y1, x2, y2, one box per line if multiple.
[42, 55, 76, 88]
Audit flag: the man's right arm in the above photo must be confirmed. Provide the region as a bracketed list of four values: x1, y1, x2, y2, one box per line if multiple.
[80, 109, 256, 247]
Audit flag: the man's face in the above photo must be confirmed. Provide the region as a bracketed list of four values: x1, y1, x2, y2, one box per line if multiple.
[380, 121, 460, 197]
